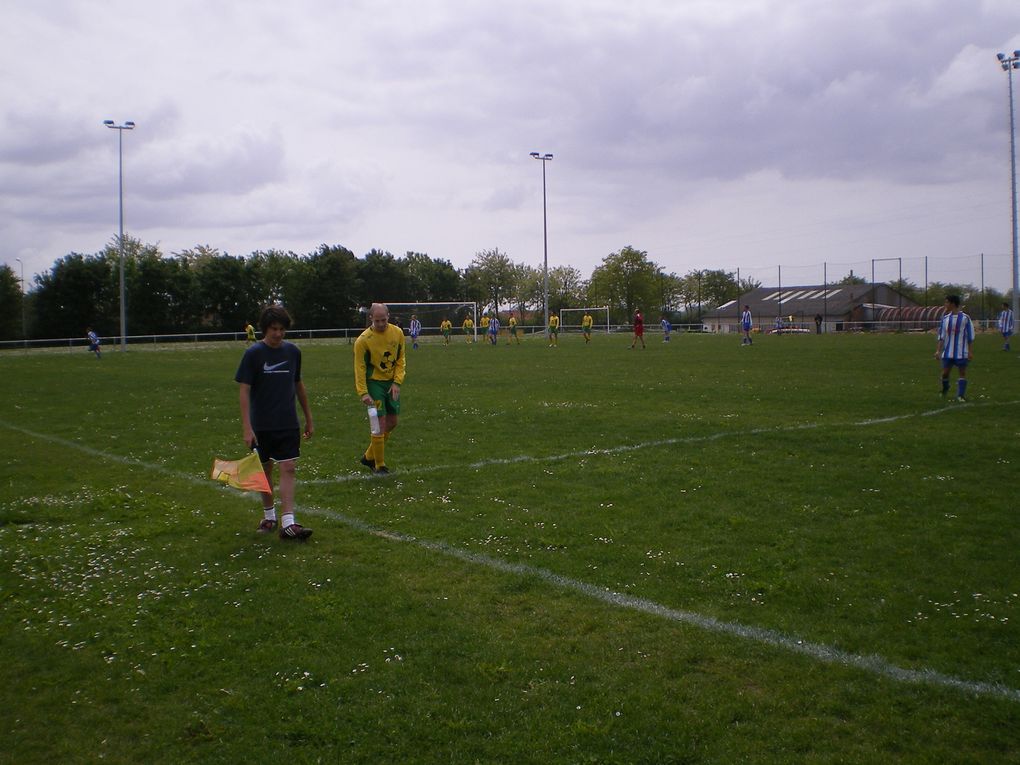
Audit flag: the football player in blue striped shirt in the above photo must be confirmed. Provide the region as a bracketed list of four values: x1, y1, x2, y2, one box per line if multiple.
[997, 302, 1014, 352]
[740, 306, 753, 345]
[409, 315, 422, 350]
[935, 294, 974, 402]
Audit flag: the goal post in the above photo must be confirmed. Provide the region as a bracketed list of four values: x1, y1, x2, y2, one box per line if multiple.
[383, 302, 478, 341]
[559, 306, 610, 335]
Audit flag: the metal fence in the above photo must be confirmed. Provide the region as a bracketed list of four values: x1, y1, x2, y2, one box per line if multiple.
[2, 315, 1010, 353]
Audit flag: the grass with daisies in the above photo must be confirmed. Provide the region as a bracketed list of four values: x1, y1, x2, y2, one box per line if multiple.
[0, 329, 1018, 764]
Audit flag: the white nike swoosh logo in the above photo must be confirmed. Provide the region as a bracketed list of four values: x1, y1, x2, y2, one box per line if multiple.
[263, 361, 289, 371]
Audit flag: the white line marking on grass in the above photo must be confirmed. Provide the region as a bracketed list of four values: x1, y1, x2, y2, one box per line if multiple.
[304, 399, 1020, 484]
[3, 406, 1020, 705]
[303, 504, 1020, 705]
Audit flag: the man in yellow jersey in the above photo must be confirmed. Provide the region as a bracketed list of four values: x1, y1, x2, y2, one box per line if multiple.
[244, 320, 256, 345]
[480, 314, 490, 335]
[354, 303, 406, 475]
[440, 317, 452, 345]
[462, 315, 475, 343]
[507, 312, 521, 344]
[581, 312, 593, 344]
[548, 313, 560, 347]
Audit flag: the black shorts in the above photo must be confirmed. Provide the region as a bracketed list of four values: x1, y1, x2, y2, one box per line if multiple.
[254, 429, 301, 463]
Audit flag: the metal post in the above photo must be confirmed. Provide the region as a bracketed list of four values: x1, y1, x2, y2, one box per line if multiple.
[530, 152, 553, 340]
[997, 51, 1020, 319]
[104, 120, 135, 351]
[15, 257, 25, 347]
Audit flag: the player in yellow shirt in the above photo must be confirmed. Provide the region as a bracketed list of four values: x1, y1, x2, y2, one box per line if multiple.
[462, 316, 475, 343]
[354, 303, 406, 475]
[480, 315, 490, 333]
[548, 314, 560, 347]
[244, 321, 256, 345]
[440, 318, 452, 345]
[507, 313, 521, 345]
[581, 312, 593, 344]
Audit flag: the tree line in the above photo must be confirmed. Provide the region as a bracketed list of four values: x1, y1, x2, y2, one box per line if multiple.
[1, 240, 1004, 341]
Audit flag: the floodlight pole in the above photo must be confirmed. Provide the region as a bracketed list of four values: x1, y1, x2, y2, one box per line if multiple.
[530, 152, 553, 339]
[103, 119, 135, 351]
[14, 257, 25, 346]
[997, 51, 1020, 319]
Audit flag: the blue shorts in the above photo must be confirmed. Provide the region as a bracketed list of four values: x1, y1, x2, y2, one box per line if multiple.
[941, 358, 968, 370]
[254, 428, 301, 462]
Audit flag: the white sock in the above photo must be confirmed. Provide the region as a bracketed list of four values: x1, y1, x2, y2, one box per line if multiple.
[263, 506, 277, 522]
[282, 513, 295, 528]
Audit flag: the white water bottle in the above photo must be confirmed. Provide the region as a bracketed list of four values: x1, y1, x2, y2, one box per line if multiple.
[367, 406, 381, 435]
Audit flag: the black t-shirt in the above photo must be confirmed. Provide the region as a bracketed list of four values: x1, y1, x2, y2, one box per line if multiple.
[234, 341, 302, 431]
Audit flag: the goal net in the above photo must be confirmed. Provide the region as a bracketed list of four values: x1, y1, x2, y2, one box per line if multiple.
[382, 302, 478, 341]
[559, 306, 610, 335]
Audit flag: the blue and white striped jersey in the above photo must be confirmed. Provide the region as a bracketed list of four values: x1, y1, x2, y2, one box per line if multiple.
[937, 311, 974, 360]
[998, 308, 1014, 335]
[409, 319, 422, 337]
[741, 310, 752, 330]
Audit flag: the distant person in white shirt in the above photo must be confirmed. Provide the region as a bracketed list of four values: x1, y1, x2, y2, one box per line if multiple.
[936, 294, 974, 402]
[409, 315, 422, 350]
[997, 302, 1013, 352]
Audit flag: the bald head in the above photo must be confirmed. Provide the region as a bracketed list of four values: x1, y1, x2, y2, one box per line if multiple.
[369, 303, 390, 333]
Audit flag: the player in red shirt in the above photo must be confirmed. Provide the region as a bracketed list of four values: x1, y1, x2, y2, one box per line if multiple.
[630, 309, 645, 349]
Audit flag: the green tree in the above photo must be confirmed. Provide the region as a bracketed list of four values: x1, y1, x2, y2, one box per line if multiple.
[0, 264, 22, 340]
[126, 242, 201, 335]
[357, 249, 411, 305]
[506, 263, 542, 324]
[294, 244, 361, 328]
[654, 271, 684, 314]
[463, 248, 515, 315]
[838, 272, 868, 285]
[402, 252, 462, 302]
[588, 246, 659, 322]
[247, 250, 300, 308]
[32, 251, 118, 338]
[548, 265, 586, 312]
[193, 253, 251, 332]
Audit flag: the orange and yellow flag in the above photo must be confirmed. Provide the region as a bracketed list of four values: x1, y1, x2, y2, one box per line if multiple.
[211, 451, 271, 493]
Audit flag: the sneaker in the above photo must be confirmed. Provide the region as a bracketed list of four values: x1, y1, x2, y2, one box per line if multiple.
[373, 466, 391, 475]
[360, 455, 375, 470]
[279, 523, 313, 541]
[256, 518, 277, 533]
[956, 396, 967, 403]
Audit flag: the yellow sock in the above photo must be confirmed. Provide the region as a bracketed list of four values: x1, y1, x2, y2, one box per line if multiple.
[371, 435, 386, 467]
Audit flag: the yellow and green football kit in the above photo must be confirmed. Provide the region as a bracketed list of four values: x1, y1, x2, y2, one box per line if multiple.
[354, 322, 406, 469]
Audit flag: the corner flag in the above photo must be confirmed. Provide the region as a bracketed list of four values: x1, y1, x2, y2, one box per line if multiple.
[211, 451, 271, 493]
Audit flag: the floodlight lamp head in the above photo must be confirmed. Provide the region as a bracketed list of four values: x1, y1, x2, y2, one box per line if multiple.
[530, 152, 540, 158]
[1014, 49, 1020, 58]
[103, 120, 115, 126]
[998, 52, 1006, 61]
[125, 121, 135, 129]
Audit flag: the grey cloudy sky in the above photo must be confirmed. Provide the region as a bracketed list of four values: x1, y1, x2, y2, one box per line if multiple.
[2, 0, 1019, 289]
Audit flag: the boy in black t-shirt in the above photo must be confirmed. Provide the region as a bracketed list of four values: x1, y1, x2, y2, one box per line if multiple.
[235, 305, 315, 540]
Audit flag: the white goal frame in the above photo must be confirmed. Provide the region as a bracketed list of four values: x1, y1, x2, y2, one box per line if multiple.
[384, 301, 478, 340]
[559, 306, 610, 335]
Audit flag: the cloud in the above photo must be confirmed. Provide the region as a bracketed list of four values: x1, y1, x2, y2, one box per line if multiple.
[2, 0, 1019, 287]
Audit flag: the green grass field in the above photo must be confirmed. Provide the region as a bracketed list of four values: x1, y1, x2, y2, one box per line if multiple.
[1, 331, 1018, 764]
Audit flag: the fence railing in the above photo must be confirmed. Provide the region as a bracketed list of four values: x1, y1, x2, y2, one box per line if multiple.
[2, 319, 1008, 352]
